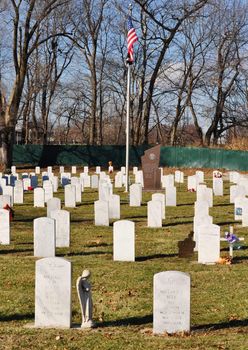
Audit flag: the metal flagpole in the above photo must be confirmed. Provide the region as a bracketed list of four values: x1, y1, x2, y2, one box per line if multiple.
[125, 3, 133, 193]
[125, 61, 131, 192]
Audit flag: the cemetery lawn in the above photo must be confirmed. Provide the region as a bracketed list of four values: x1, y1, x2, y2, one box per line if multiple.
[0, 169, 247, 350]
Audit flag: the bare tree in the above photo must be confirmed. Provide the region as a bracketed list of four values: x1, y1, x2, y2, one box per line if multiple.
[0, 0, 70, 170]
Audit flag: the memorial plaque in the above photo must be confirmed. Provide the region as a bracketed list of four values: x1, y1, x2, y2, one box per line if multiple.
[141, 145, 161, 190]
[153, 271, 190, 334]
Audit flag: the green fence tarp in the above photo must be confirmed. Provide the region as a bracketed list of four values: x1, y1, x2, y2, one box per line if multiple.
[12, 145, 248, 170]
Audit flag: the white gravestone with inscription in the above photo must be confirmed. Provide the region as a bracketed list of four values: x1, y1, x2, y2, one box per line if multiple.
[113, 220, 135, 261]
[35, 257, 71, 328]
[153, 271, 190, 334]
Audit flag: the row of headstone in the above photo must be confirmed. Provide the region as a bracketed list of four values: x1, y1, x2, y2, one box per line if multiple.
[34, 257, 190, 334]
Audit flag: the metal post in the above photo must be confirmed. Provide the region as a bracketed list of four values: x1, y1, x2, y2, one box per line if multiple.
[125, 3, 133, 193]
[125, 62, 131, 192]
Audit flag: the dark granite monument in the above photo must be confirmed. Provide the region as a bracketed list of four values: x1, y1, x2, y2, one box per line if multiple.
[178, 232, 196, 258]
[141, 145, 161, 190]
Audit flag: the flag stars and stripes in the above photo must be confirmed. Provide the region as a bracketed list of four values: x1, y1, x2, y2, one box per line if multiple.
[127, 16, 138, 63]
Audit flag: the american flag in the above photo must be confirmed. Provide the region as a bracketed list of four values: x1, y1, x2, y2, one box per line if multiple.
[127, 15, 138, 63]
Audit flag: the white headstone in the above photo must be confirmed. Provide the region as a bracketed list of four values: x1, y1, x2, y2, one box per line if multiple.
[148, 201, 162, 228]
[194, 200, 209, 218]
[34, 188, 45, 207]
[163, 175, 174, 188]
[231, 171, 240, 184]
[2, 186, 14, 206]
[64, 185, 76, 208]
[152, 193, 165, 219]
[47, 198, 61, 218]
[35, 166, 40, 174]
[51, 176, 58, 193]
[213, 178, 223, 196]
[175, 170, 184, 183]
[193, 215, 213, 250]
[43, 180, 53, 203]
[205, 187, 213, 207]
[50, 210, 70, 247]
[133, 167, 138, 175]
[108, 194, 120, 219]
[198, 224, 220, 264]
[135, 170, 144, 187]
[23, 178, 31, 191]
[0, 194, 11, 208]
[187, 175, 197, 191]
[165, 186, 177, 206]
[71, 177, 81, 203]
[34, 217, 55, 257]
[196, 170, 204, 183]
[47, 166, 53, 174]
[71, 166, 77, 174]
[153, 271, 190, 334]
[91, 175, 99, 189]
[230, 185, 245, 204]
[114, 172, 123, 188]
[0, 209, 10, 244]
[129, 183, 142, 207]
[59, 166, 65, 173]
[11, 165, 16, 173]
[80, 173, 91, 188]
[234, 197, 248, 221]
[14, 185, 24, 204]
[95, 166, 101, 174]
[35, 257, 71, 328]
[113, 220, 135, 261]
[99, 182, 111, 202]
[94, 200, 109, 226]
[84, 166, 89, 173]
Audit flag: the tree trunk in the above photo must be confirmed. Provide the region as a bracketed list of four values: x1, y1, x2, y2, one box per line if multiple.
[0, 125, 15, 172]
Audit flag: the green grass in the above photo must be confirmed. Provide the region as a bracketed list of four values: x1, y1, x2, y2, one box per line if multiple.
[0, 172, 247, 350]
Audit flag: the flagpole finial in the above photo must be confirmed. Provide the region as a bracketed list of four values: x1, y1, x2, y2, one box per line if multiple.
[128, 3, 132, 14]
